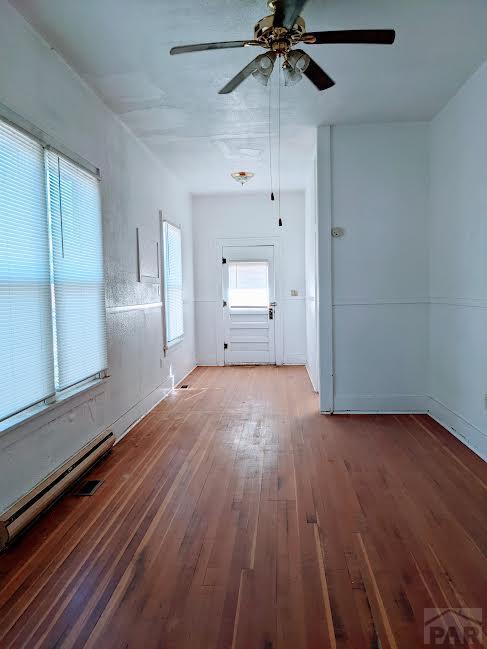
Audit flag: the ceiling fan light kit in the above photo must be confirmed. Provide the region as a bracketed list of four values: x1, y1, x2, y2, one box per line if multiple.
[252, 52, 276, 86]
[170, 0, 396, 222]
[169, 0, 396, 94]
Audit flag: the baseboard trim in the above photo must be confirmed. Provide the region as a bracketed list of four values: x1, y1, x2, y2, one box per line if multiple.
[305, 363, 319, 393]
[425, 396, 487, 462]
[333, 394, 427, 414]
[174, 365, 198, 388]
[284, 354, 307, 365]
[113, 364, 197, 444]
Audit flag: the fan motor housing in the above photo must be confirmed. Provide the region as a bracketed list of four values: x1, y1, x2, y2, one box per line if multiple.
[254, 15, 306, 52]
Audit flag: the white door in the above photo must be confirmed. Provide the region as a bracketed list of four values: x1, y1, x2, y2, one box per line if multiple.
[222, 245, 276, 365]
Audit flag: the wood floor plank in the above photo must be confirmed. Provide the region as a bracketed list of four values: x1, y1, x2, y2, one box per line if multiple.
[0, 366, 485, 649]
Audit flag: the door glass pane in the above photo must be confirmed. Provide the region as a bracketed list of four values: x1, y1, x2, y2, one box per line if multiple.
[228, 262, 269, 308]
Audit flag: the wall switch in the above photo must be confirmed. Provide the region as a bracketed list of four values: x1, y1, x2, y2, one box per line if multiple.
[484, 393, 487, 409]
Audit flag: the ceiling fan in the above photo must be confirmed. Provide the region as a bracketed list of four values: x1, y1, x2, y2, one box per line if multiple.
[169, 0, 396, 94]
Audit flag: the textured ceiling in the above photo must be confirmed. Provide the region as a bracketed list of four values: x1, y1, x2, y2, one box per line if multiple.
[10, 0, 487, 193]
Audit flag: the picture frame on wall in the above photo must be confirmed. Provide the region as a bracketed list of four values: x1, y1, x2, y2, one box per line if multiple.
[136, 225, 160, 284]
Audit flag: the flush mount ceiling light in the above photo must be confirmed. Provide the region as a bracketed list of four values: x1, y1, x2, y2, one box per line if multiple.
[231, 171, 255, 185]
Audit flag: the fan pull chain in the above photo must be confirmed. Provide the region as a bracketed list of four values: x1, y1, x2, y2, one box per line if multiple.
[268, 70, 274, 202]
[278, 58, 282, 226]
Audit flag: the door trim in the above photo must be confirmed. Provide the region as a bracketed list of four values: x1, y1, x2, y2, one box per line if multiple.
[215, 237, 284, 366]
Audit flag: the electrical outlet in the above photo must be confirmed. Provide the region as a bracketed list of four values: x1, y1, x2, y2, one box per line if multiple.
[484, 393, 487, 409]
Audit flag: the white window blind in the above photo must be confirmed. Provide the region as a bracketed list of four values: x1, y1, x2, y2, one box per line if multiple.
[162, 221, 184, 346]
[228, 262, 269, 308]
[46, 151, 107, 390]
[0, 120, 55, 421]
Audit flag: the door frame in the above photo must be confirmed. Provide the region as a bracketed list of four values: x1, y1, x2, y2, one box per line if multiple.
[215, 236, 284, 366]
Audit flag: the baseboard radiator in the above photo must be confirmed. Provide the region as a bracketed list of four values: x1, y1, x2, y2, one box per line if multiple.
[0, 430, 114, 551]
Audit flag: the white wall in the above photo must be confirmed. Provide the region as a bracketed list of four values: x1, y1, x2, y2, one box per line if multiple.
[318, 123, 430, 413]
[192, 191, 306, 366]
[305, 158, 319, 391]
[0, 3, 195, 511]
[428, 60, 487, 459]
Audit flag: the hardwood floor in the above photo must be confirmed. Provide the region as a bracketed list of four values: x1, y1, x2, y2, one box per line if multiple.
[0, 366, 485, 649]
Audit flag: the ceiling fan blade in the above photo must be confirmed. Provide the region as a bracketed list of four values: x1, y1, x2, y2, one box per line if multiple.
[302, 56, 335, 91]
[170, 41, 252, 55]
[305, 29, 396, 45]
[273, 0, 308, 29]
[218, 56, 262, 94]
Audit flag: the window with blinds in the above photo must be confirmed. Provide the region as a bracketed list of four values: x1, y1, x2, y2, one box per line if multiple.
[0, 117, 107, 425]
[0, 120, 55, 421]
[46, 152, 107, 390]
[162, 221, 184, 346]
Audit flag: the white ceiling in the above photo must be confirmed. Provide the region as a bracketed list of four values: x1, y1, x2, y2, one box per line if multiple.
[11, 0, 487, 193]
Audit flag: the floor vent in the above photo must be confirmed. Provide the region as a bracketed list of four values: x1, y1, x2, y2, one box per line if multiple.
[74, 479, 103, 496]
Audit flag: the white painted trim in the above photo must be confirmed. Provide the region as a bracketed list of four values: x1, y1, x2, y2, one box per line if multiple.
[114, 364, 196, 444]
[425, 396, 487, 462]
[333, 297, 429, 306]
[111, 375, 174, 441]
[0, 377, 107, 438]
[317, 126, 333, 411]
[175, 365, 198, 388]
[196, 358, 218, 366]
[0, 101, 100, 178]
[215, 236, 284, 366]
[330, 297, 487, 308]
[306, 363, 319, 392]
[333, 393, 428, 413]
[429, 297, 487, 308]
[107, 302, 162, 314]
[284, 354, 306, 365]
[313, 154, 320, 395]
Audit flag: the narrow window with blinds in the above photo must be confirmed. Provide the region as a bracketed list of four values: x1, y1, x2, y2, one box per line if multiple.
[46, 152, 107, 390]
[162, 221, 184, 347]
[0, 116, 107, 426]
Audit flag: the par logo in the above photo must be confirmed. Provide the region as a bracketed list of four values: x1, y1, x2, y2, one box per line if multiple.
[423, 608, 482, 646]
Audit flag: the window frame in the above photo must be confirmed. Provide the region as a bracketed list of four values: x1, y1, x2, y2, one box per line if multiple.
[161, 218, 184, 351]
[0, 104, 108, 435]
[227, 260, 270, 309]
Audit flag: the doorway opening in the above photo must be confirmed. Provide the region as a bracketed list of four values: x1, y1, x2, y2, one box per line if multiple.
[222, 244, 276, 365]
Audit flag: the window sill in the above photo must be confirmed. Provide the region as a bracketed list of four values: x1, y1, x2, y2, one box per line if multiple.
[165, 336, 184, 352]
[0, 376, 109, 437]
